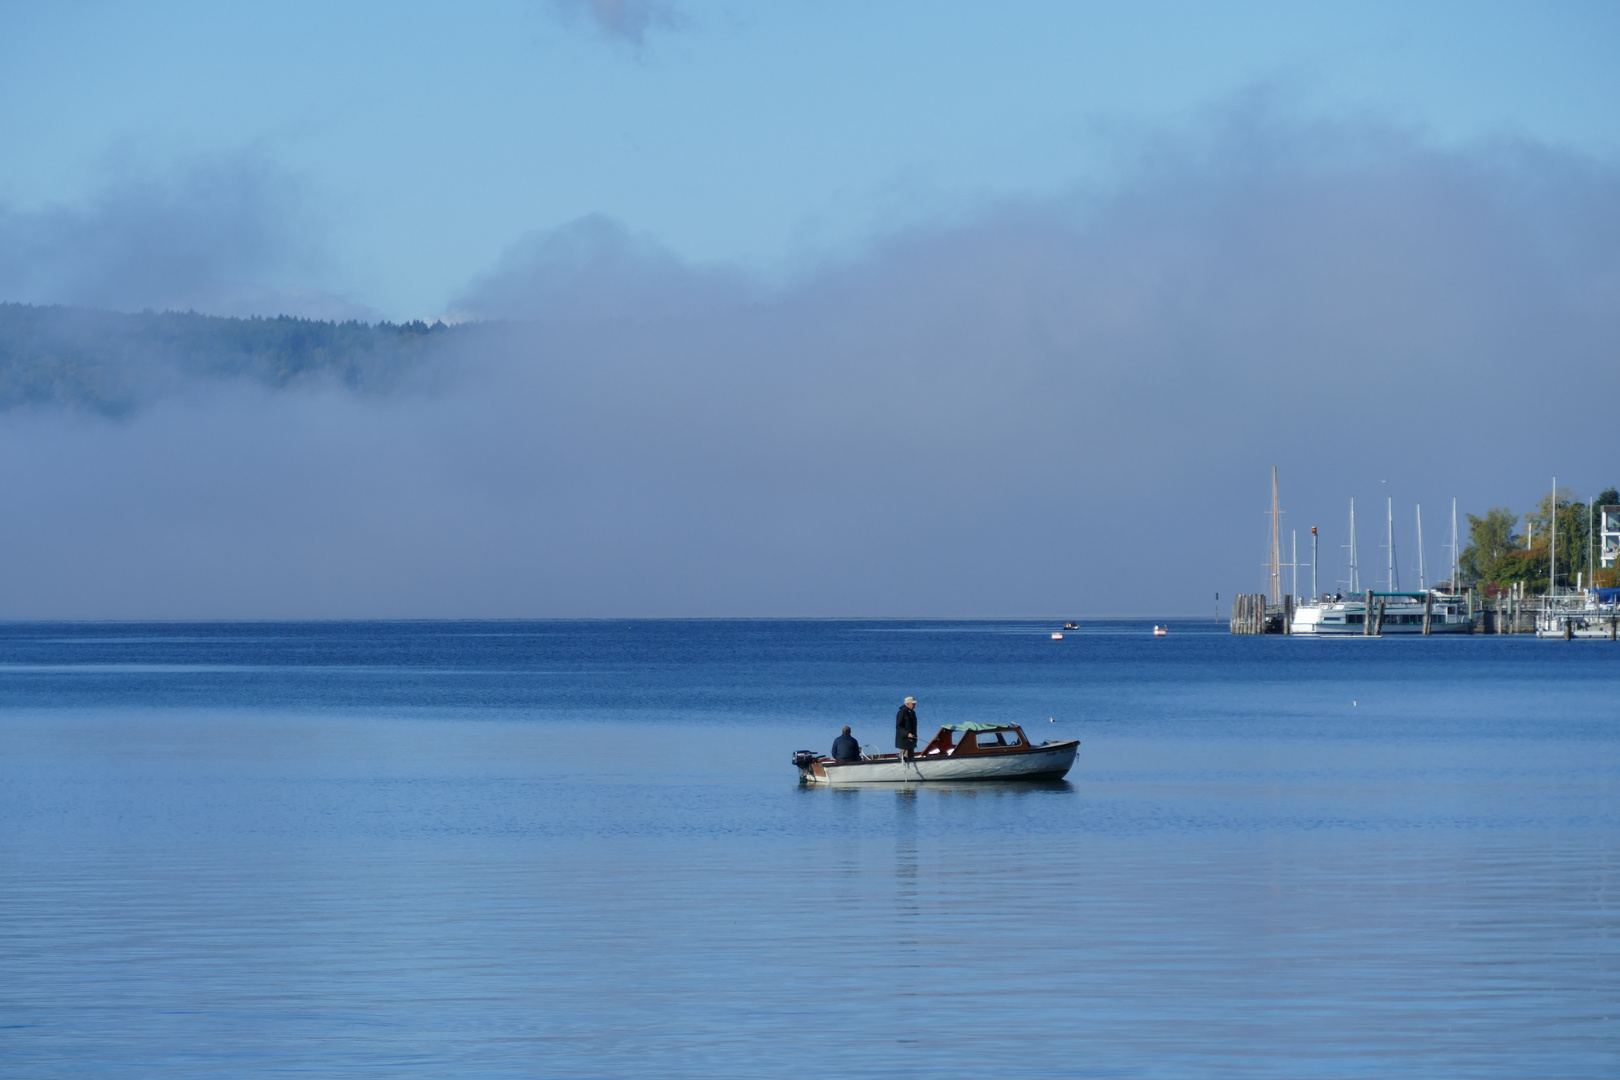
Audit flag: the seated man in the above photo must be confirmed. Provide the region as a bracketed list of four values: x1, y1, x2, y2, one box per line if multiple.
[830, 726, 861, 762]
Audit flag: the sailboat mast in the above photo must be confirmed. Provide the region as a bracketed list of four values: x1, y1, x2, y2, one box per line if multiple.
[1292, 530, 1298, 601]
[1267, 467, 1282, 605]
[1458, 498, 1470, 592]
[1416, 505, 1426, 591]
[1348, 499, 1359, 593]
[1549, 476, 1557, 596]
[1386, 497, 1397, 592]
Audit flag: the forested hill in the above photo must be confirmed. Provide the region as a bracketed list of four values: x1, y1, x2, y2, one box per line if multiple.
[0, 304, 472, 415]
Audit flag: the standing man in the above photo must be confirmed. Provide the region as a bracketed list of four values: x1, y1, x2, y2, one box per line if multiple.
[895, 696, 919, 760]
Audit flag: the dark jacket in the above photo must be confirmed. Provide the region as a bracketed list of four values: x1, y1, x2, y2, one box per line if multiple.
[831, 733, 861, 761]
[895, 705, 918, 750]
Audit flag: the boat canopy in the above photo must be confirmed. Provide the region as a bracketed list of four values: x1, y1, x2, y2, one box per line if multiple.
[1594, 587, 1620, 604]
[942, 722, 1015, 732]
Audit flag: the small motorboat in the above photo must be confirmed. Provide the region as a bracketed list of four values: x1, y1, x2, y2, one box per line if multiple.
[1152, 625, 1167, 637]
[1050, 631, 1063, 640]
[793, 723, 1079, 784]
[1063, 621, 1079, 630]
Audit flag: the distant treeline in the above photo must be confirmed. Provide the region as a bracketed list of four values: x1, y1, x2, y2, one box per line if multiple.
[0, 303, 472, 415]
[1462, 487, 1620, 592]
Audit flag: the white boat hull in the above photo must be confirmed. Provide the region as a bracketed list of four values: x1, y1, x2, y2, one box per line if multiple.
[1293, 620, 1472, 636]
[803, 741, 1079, 784]
[1536, 615, 1620, 639]
[1290, 596, 1472, 636]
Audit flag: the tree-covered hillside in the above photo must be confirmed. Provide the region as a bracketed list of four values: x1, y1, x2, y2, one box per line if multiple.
[0, 304, 469, 415]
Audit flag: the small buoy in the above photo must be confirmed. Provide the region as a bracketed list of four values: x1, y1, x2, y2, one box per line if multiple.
[1051, 632, 1063, 640]
[1049, 716, 1055, 723]
[1352, 700, 1357, 706]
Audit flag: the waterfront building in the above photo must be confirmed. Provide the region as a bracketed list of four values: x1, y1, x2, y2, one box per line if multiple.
[1602, 505, 1620, 569]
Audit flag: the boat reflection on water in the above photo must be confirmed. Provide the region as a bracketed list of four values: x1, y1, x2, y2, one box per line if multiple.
[800, 777, 1076, 795]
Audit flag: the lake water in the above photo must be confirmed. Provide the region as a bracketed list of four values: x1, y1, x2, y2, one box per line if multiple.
[1, 619, 1617, 1077]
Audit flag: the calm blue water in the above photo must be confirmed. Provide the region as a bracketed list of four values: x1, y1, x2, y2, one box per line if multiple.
[1, 619, 1617, 1078]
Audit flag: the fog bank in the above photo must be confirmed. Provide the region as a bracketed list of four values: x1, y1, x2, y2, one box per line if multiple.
[1, 110, 1614, 617]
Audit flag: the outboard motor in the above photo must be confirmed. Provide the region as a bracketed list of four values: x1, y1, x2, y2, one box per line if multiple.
[791, 750, 819, 772]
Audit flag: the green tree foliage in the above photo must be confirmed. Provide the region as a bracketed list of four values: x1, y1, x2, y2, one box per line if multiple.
[1488, 549, 1548, 593]
[1461, 486, 1620, 592]
[1522, 487, 1595, 590]
[1460, 507, 1519, 585]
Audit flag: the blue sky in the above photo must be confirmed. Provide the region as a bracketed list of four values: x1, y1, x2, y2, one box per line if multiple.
[4, 1, 1616, 319]
[0, 2, 1616, 617]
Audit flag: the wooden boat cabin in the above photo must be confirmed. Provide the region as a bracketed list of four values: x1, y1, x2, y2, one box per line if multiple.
[919, 722, 1035, 757]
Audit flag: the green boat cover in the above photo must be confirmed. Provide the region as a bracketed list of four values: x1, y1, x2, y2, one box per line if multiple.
[941, 721, 1014, 732]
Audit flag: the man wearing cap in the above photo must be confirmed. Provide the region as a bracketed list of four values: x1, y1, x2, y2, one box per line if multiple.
[895, 696, 919, 760]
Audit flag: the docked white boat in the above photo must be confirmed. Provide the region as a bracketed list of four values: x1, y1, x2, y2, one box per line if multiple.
[793, 723, 1078, 784]
[1290, 590, 1472, 635]
[1535, 588, 1620, 639]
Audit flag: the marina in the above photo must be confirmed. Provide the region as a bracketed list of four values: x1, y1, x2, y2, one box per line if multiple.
[1231, 470, 1620, 639]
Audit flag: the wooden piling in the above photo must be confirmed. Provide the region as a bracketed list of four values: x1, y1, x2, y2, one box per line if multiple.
[1363, 589, 1375, 636]
[1422, 592, 1433, 635]
[1229, 593, 1274, 634]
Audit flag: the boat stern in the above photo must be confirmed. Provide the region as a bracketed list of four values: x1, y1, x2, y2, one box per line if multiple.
[792, 750, 829, 782]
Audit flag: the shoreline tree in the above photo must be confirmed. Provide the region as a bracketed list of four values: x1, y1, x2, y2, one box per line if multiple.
[1460, 507, 1521, 593]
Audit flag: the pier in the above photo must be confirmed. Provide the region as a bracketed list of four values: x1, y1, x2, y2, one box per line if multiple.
[1228, 594, 1278, 634]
